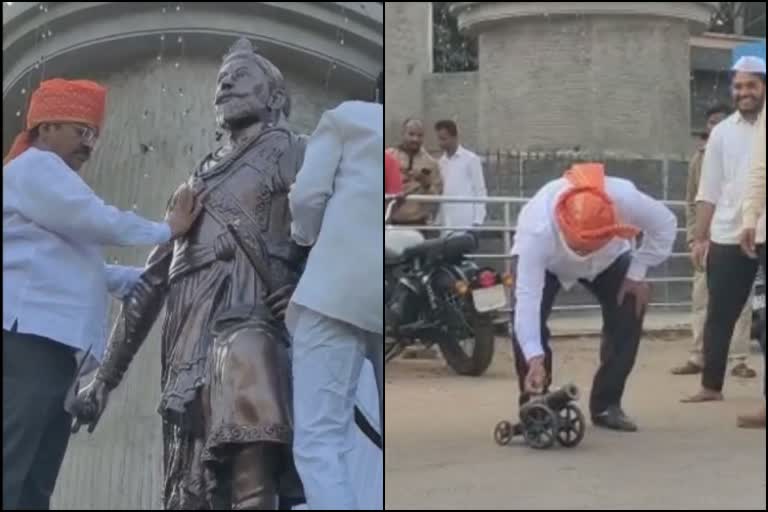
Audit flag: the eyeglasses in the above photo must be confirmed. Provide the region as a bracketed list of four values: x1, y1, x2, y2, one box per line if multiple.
[72, 125, 98, 145]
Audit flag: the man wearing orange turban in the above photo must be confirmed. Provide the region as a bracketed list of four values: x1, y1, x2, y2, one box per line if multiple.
[4, 78, 108, 169]
[509, 162, 677, 431]
[3, 78, 201, 509]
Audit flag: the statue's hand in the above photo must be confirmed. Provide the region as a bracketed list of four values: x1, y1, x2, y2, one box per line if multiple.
[71, 377, 111, 434]
[265, 285, 295, 321]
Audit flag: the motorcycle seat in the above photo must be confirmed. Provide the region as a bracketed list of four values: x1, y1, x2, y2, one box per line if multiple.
[386, 247, 404, 265]
[401, 233, 478, 262]
[386, 230, 425, 257]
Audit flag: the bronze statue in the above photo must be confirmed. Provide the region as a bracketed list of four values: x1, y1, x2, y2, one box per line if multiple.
[73, 38, 307, 509]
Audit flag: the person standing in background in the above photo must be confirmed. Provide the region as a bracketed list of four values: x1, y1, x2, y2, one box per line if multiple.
[737, 99, 766, 429]
[684, 56, 766, 403]
[671, 104, 757, 379]
[386, 150, 403, 196]
[434, 119, 487, 236]
[386, 119, 442, 227]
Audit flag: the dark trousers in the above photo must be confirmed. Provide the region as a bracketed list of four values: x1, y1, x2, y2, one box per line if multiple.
[701, 243, 759, 392]
[3, 328, 77, 510]
[511, 252, 644, 416]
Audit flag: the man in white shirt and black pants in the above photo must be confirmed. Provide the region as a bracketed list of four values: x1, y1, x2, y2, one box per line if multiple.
[2, 79, 199, 509]
[434, 120, 487, 234]
[511, 163, 677, 431]
[684, 56, 766, 403]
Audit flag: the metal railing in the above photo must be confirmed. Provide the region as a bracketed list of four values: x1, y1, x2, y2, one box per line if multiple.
[385, 193, 693, 312]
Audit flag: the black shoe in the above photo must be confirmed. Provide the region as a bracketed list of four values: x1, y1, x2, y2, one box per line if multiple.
[592, 406, 638, 432]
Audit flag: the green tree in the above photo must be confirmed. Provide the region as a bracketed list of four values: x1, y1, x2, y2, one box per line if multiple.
[432, 2, 478, 73]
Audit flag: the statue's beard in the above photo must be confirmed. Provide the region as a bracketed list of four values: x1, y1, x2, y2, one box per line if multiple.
[221, 114, 261, 132]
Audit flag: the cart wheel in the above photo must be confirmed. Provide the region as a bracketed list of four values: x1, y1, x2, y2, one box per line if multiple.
[494, 420, 513, 446]
[556, 404, 586, 448]
[520, 404, 558, 449]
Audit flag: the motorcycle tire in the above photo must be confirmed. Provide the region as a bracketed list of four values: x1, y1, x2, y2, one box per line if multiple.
[438, 314, 495, 376]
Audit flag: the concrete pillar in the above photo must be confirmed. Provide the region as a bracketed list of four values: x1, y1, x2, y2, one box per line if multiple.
[384, 1, 433, 145]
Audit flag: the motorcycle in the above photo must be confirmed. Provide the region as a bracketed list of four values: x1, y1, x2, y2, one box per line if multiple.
[385, 197, 512, 376]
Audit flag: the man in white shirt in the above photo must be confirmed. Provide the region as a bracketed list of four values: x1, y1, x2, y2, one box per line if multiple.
[2, 78, 200, 509]
[684, 56, 766, 403]
[737, 100, 766, 429]
[511, 163, 676, 431]
[670, 104, 757, 379]
[288, 89, 383, 508]
[434, 120, 487, 233]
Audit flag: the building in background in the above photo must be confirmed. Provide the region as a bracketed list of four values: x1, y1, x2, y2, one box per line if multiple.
[2, 2, 382, 508]
[387, 2, 764, 153]
[385, 1, 765, 310]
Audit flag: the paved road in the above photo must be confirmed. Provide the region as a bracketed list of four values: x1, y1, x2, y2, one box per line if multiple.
[385, 335, 766, 510]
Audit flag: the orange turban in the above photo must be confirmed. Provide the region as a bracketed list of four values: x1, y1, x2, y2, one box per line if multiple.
[555, 163, 640, 253]
[3, 79, 107, 165]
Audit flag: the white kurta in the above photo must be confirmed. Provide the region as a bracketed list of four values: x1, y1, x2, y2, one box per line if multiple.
[437, 145, 487, 230]
[696, 111, 762, 244]
[3, 147, 170, 364]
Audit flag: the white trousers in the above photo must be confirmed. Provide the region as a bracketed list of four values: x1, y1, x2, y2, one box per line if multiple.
[289, 305, 382, 510]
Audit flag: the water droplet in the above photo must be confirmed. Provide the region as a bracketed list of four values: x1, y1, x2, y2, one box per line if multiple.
[161, 84, 167, 93]
[339, 38, 344, 46]
[175, 4, 181, 11]
[16, 111, 21, 117]
[21, 88, 26, 94]
[143, 172, 149, 178]
[174, 62, 180, 69]
[178, 88, 184, 96]
[41, 33, 46, 39]
[177, 36, 183, 43]
[132, 204, 138, 210]
[39, 3, 44, 10]
[156, 54, 163, 61]
[162, 7, 166, 13]
[47, 29, 52, 37]
[160, 34, 165, 41]
[344, 16, 349, 24]
[113, 257, 119, 264]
